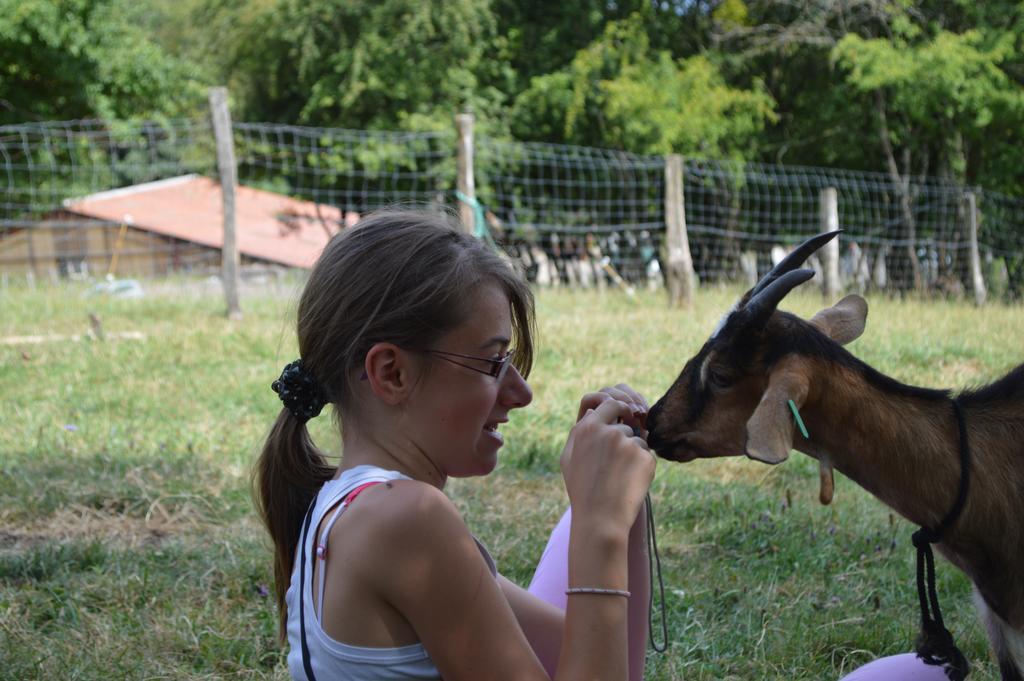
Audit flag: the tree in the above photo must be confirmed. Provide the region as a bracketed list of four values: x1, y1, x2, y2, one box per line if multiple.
[832, 9, 1024, 288]
[194, 0, 502, 130]
[834, 24, 1024, 185]
[511, 15, 776, 158]
[707, 0, 1024, 185]
[0, 0, 204, 123]
[704, 0, 1023, 290]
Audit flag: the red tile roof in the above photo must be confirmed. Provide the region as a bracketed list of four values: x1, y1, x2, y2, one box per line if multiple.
[63, 175, 350, 268]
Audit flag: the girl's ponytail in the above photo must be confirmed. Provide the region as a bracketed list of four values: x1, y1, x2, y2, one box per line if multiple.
[253, 408, 334, 639]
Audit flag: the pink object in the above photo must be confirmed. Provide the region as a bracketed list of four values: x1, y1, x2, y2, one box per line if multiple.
[838, 653, 952, 680]
[527, 507, 572, 610]
[530, 506, 647, 681]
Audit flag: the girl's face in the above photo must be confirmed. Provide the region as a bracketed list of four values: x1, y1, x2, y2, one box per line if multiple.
[406, 282, 533, 478]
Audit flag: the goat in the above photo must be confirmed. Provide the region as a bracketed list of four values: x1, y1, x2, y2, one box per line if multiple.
[645, 231, 1024, 680]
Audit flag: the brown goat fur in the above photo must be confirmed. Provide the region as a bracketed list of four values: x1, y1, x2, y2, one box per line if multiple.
[647, 249, 1024, 678]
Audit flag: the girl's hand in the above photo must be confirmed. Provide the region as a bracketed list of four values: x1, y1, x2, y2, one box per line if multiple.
[575, 383, 650, 437]
[560, 394, 655, 536]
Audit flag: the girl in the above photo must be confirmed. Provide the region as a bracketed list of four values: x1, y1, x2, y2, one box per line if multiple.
[254, 210, 656, 680]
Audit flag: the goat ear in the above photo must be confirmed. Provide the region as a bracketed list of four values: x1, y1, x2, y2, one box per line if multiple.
[809, 294, 868, 346]
[745, 358, 811, 465]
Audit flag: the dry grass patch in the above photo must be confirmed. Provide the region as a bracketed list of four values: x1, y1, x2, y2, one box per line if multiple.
[0, 501, 207, 554]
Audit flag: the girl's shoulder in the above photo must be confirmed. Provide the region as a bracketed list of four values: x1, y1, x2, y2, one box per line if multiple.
[338, 479, 487, 604]
[344, 477, 467, 542]
[326, 473, 470, 564]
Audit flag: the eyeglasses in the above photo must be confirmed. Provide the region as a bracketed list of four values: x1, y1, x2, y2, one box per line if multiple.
[425, 348, 515, 381]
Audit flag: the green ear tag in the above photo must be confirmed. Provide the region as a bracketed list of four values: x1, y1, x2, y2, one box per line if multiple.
[788, 399, 809, 439]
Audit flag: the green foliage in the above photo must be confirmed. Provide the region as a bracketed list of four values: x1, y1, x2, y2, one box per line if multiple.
[707, 0, 1024, 194]
[512, 15, 776, 157]
[504, 71, 576, 142]
[600, 53, 776, 157]
[491, 0, 644, 83]
[833, 26, 1024, 183]
[209, 0, 503, 131]
[1, 0, 1022, 196]
[0, 0, 205, 123]
[712, 0, 750, 29]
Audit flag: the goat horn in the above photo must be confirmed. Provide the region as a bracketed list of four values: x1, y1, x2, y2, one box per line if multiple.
[745, 268, 816, 328]
[747, 230, 842, 301]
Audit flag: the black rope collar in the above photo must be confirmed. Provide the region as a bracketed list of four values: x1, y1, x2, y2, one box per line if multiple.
[646, 493, 668, 652]
[910, 397, 971, 680]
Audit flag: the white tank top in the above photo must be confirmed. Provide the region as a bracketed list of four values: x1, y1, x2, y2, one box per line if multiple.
[285, 465, 497, 680]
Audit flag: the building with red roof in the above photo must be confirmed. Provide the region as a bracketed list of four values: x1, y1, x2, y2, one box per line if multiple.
[0, 175, 355, 278]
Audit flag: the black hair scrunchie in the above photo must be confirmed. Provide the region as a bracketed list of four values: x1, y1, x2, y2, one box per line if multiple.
[272, 360, 327, 423]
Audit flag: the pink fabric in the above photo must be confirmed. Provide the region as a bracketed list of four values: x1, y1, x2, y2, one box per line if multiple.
[530, 507, 647, 681]
[838, 653, 951, 680]
[344, 481, 382, 505]
[527, 507, 572, 610]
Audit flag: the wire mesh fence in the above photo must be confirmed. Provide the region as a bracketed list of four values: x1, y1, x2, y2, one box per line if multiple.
[0, 119, 218, 277]
[682, 159, 1023, 299]
[476, 138, 665, 291]
[1, 117, 1021, 301]
[978, 190, 1024, 300]
[234, 123, 454, 215]
[0, 119, 213, 223]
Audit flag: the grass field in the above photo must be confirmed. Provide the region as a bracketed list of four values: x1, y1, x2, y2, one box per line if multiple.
[1, 277, 1021, 680]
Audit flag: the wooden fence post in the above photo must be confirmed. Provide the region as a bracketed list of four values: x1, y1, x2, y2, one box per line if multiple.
[25, 221, 37, 285]
[455, 113, 476, 235]
[965, 191, 987, 306]
[820, 187, 841, 300]
[664, 154, 695, 307]
[209, 86, 242, 320]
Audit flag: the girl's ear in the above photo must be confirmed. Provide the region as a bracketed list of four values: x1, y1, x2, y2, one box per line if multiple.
[363, 343, 417, 405]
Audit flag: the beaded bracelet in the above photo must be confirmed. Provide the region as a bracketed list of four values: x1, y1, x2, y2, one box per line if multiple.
[565, 587, 631, 597]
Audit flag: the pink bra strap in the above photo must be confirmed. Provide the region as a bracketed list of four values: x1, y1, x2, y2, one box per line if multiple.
[314, 480, 385, 624]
